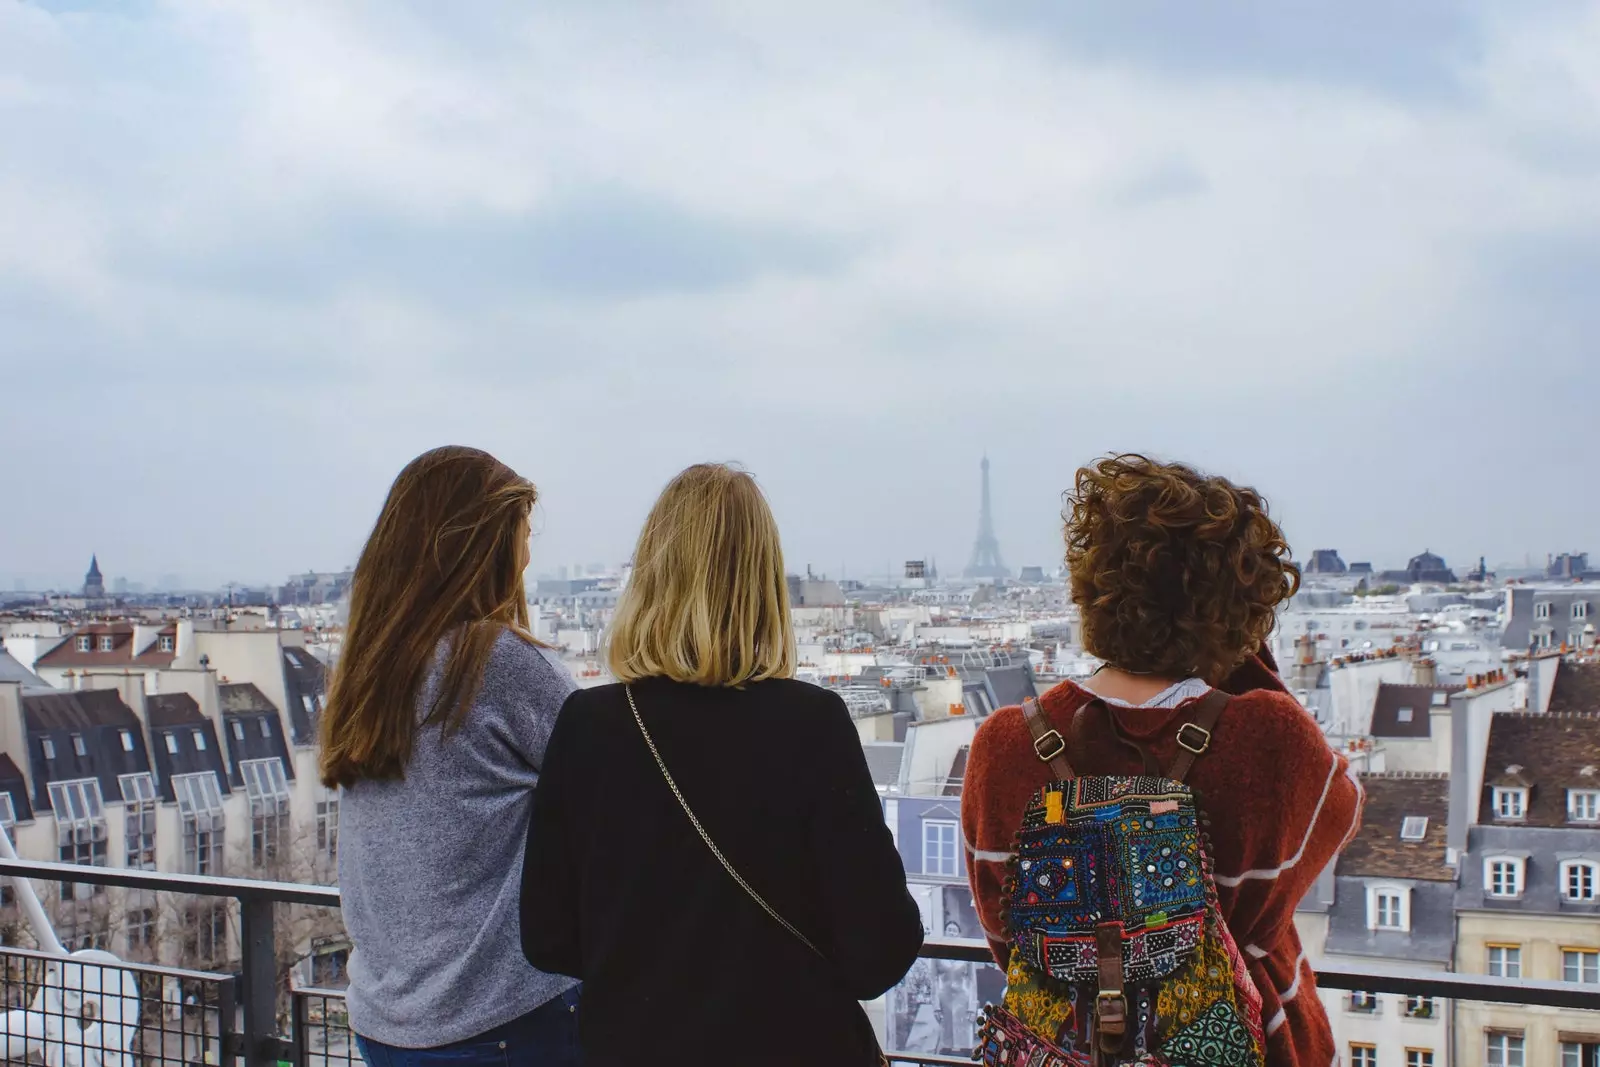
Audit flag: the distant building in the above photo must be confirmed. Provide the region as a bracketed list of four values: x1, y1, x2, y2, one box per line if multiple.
[1306, 549, 1348, 575]
[1017, 566, 1046, 583]
[905, 561, 926, 580]
[276, 570, 354, 606]
[1380, 551, 1458, 586]
[1501, 583, 1600, 652]
[82, 556, 104, 599]
[1548, 553, 1600, 581]
[1349, 562, 1374, 576]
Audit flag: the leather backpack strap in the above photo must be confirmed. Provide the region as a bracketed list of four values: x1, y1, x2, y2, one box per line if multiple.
[1163, 689, 1230, 784]
[1021, 696, 1075, 779]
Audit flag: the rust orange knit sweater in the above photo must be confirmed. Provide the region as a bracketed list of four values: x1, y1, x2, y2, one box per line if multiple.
[962, 653, 1363, 1067]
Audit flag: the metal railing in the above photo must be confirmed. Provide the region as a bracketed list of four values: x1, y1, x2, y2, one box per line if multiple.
[2, 860, 1598, 1067]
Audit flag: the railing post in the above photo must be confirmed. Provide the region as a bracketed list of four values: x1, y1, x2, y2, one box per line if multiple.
[240, 896, 279, 1067]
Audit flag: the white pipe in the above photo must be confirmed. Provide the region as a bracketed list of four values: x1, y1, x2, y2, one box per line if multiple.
[0, 823, 65, 955]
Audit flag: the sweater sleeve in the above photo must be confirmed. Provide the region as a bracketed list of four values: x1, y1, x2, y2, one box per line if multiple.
[808, 694, 925, 1000]
[963, 711, 1023, 968]
[1212, 702, 1365, 960]
[519, 694, 584, 978]
[483, 635, 576, 771]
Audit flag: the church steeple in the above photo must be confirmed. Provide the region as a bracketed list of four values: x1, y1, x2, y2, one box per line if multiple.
[83, 555, 105, 599]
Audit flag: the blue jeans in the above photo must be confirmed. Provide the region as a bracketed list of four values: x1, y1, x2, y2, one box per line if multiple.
[356, 987, 581, 1067]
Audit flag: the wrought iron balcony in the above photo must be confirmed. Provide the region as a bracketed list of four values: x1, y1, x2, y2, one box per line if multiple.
[1, 858, 1597, 1067]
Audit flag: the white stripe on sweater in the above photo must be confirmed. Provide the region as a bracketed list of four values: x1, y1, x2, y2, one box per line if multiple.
[1213, 755, 1362, 888]
[1263, 952, 1310, 1037]
[964, 827, 1016, 864]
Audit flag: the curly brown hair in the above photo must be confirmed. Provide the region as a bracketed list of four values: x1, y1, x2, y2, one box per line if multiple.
[1064, 454, 1300, 684]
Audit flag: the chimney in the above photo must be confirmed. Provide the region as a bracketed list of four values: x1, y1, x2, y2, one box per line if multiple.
[1414, 658, 1437, 687]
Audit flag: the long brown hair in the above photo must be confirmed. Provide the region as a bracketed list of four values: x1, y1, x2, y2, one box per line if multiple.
[320, 446, 538, 787]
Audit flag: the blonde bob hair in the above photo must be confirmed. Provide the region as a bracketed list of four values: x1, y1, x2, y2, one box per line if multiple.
[607, 463, 796, 687]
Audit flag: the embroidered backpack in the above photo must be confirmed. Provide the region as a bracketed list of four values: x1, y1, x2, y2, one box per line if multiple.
[975, 692, 1267, 1067]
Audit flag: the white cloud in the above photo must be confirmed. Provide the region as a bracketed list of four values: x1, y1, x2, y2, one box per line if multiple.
[1, 0, 1597, 586]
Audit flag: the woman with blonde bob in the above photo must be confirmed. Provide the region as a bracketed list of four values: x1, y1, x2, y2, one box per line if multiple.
[521, 463, 922, 1067]
[324, 445, 580, 1067]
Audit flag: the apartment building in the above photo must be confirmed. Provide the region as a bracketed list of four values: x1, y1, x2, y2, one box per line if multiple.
[1455, 712, 1600, 1067]
[0, 624, 337, 977]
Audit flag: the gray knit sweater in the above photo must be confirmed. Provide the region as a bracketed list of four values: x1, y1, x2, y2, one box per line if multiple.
[339, 629, 578, 1047]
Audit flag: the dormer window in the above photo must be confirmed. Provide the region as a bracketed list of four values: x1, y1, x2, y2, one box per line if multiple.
[1401, 816, 1429, 841]
[75, 636, 91, 653]
[158, 636, 174, 653]
[1561, 860, 1599, 902]
[1536, 602, 1553, 620]
[1571, 789, 1600, 824]
[1368, 884, 1410, 931]
[1494, 787, 1528, 821]
[98, 636, 114, 653]
[1486, 856, 1525, 898]
[1575, 602, 1591, 620]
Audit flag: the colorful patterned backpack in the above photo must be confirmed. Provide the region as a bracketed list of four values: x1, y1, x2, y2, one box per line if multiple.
[975, 692, 1267, 1067]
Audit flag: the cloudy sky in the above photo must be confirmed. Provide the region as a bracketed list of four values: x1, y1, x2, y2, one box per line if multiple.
[2, 1, 1597, 589]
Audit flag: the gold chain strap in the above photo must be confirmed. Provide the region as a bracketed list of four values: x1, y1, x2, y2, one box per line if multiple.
[625, 684, 822, 957]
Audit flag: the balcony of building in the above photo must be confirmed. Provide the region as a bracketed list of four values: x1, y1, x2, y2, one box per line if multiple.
[0, 859, 1595, 1067]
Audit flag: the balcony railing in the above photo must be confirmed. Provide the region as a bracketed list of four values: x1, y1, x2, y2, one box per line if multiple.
[2, 858, 1599, 1067]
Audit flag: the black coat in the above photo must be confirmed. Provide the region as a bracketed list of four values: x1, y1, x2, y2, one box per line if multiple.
[521, 677, 925, 1066]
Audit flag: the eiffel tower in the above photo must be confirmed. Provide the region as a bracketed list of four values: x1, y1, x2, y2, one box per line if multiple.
[964, 456, 1008, 580]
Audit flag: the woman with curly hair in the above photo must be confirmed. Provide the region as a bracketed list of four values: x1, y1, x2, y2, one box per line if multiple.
[962, 455, 1362, 1067]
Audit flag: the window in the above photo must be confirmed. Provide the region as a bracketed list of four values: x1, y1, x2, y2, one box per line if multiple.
[1398, 706, 1414, 723]
[1350, 1044, 1377, 1067]
[1487, 944, 1522, 978]
[71, 734, 86, 757]
[98, 636, 114, 652]
[1486, 1033, 1524, 1067]
[1562, 1040, 1599, 1067]
[173, 772, 225, 876]
[1576, 602, 1591, 620]
[1565, 861, 1600, 902]
[1371, 886, 1407, 931]
[192, 730, 206, 751]
[1572, 790, 1600, 824]
[301, 694, 317, 721]
[231, 721, 244, 741]
[47, 779, 108, 900]
[316, 788, 339, 861]
[125, 907, 156, 952]
[1563, 949, 1599, 984]
[182, 900, 228, 965]
[1406, 1051, 1434, 1067]
[119, 729, 134, 753]
[1405, 996, 1435, 1019]
[41, 738, 55, 761]
[164, 733, 178, 755]
[1348, 992, 1378, 1013]
[1537, 602, 1553, 620]
[76, 636, 91, 653]
[158, 635, 174, 653]
[241, 758, 291, 868]
[1401, 816, 1429, 841]
[1431, 691, 1449, 706]
[1494, 788, 1527, 820]
[1487, 857, 1524, 898]
[922, 819, 959, 878]
[119, 773, 158, 870]
[259, 718, 271, 739]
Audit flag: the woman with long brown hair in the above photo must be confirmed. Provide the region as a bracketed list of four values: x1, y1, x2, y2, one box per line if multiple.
[322, 446, 580, 1067]
[519, 463, 923, 1067]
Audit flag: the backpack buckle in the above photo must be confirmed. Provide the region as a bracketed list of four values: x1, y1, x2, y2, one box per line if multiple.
[1033, 729, 1066, 763]
[1176, 722, 1212, 755]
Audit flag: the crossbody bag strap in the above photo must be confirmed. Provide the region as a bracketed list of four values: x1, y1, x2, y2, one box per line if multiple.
[626, 684, 822, 955]
[1021, 696, 1076, 779]
[1163, 689, 1230, 784]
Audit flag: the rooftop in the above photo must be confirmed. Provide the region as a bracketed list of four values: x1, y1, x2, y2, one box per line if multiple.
[1477, 711, 1600, 827]
[1336, 772, 1453, 882]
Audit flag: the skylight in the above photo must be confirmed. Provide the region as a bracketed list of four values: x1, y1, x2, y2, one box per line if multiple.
[1400, 816, 1429, 841]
